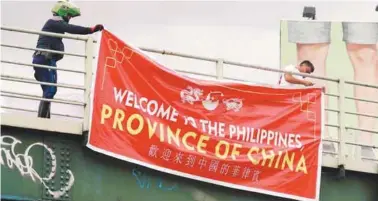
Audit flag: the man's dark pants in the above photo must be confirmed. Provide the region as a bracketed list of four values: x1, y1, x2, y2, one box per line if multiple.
[32, 54, 57, 118]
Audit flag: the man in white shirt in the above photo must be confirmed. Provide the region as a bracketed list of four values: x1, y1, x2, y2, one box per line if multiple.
[279, 60, 315, 87]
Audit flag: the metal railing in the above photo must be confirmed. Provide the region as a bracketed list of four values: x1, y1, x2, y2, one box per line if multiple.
[1, 26, 377, 174]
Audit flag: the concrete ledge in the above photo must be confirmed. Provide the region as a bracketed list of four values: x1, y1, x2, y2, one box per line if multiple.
[322, 154, 378, 174]
[344, 158, 378, 174]
[0, 113, 83, 135]
[322, 155, 338, 169]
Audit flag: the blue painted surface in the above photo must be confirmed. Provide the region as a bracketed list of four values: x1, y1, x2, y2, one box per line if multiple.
[132, 168, 178, 191]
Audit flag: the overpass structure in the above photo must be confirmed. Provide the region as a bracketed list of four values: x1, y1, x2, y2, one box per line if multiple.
[1, 26, 377, 201]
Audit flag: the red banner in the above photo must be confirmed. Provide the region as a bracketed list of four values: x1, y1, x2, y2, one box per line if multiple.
[88, 30, 324, 201]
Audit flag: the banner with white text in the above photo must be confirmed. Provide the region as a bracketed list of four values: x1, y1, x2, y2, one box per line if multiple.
[87, 29, 324, 201]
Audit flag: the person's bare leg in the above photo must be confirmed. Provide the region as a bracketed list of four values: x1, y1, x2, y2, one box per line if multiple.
[343, 22, 378, 160]
[346, 43, 378, 160]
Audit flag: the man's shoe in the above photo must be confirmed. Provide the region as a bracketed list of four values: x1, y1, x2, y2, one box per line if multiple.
[37, 100, 50, 118]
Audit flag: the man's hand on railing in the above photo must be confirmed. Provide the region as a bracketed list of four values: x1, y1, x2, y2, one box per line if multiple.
[91, 24, 104, 33]
[303, 80, 314, 86]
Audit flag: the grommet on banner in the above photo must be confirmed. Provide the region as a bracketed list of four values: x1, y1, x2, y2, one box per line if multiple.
[303, 6, 316, 20]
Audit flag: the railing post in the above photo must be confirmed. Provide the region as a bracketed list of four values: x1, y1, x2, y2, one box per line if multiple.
[337, 78, 347, 171]
[216, 59, 224, 80]
[83, 37, 94, 132]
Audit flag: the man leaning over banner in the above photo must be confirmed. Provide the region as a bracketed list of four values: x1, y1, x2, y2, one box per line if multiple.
[32, 0, 104, 118]
[278, 60, 315, 87]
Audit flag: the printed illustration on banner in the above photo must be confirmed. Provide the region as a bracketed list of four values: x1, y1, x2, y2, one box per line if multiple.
[223, 98, 243, 112]
[102, 38, 134, 90]
[180, 86, 243, 112]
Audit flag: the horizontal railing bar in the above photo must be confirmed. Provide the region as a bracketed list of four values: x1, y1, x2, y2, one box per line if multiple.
[1, 92, 85, 106]
[1, 75, 85, 90]
[1, 90, 84, 106]
[142, 47, 338, 82]
[4, 26, 377, 89]
[3, 25, 378, 89]
[346, 126, 378, 134]
[322, 151, 337, 155]
[325, 93, 338, 98]
[1, 60, 85, 74]
[141, 47, 338, 81]
[223, 76, 250, 83]
[144, 47, 339, 82]
[224, 60, 340, 82]
[1, 26, 89, 41]
[222, 77, 275, 86]
[140, 47, 378, 89]
[325, 108, 378, 118]
[345, 111, 378, 119]
[1, 106, 83, 119]
[323, 138, 339, 143]
[0, 43, 88, 58]
[325, 108, 339, 113]
[361, 157, 378, 162]
[325, 123, 339, 128]
[345, 141, 378, 149]
[140, 47, 218, 63]
[282, 18, 378, 23]
[345, 80, 378, 89]
[310, 138, 377, 150]
[223, 76, 282, 86]
[345, 96, 378, 104]
[175, 69, 218, 78]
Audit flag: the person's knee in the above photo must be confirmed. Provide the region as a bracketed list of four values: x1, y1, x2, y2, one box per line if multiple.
[34, 68, 50, 82]
[346, 44, 376, 52]
[346, 44, 377, 64]
[43, 86, 57, 99]
[49, 86, 57, 98]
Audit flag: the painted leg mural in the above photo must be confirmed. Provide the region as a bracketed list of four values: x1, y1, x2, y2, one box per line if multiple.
[342, 22, 378, 160]
[286, 21, 335, 155]
[285, 20, 378, 161]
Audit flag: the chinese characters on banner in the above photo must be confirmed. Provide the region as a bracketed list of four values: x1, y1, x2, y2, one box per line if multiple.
[87, 30, 324, 201]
